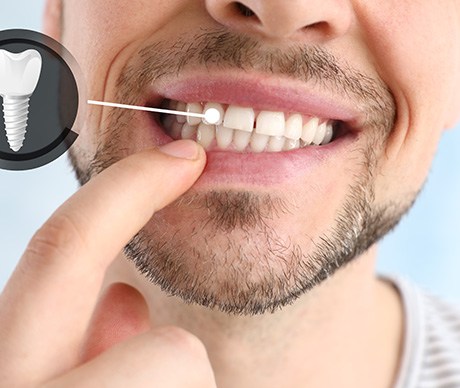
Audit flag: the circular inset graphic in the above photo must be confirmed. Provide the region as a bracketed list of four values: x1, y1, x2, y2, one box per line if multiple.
[0, 29, 82, 171]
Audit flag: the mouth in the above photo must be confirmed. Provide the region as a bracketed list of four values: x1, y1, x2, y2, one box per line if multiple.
[141, 75, 364, 185]
[147, 75, 362, 153]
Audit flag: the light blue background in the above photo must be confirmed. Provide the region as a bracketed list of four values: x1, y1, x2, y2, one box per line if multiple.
[1, 1, 460, 304]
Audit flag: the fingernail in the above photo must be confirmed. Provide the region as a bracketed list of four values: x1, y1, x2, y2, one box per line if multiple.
[158, 140, 200, 160]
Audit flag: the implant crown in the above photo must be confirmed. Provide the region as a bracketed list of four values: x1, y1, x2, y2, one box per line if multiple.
[0, 49, 42, 97]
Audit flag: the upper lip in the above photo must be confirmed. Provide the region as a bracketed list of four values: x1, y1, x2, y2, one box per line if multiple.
[145, 70, 367, 131]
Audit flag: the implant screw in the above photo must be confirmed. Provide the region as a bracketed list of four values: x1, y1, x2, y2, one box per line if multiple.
[2, 95, 31, 152]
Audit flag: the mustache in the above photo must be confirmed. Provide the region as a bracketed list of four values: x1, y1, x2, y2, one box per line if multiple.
[115, 28, 395, 136]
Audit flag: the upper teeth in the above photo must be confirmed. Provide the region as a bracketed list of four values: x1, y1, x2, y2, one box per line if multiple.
[164, 100, 335, 153]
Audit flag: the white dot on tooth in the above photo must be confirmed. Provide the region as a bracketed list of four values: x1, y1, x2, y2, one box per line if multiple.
[203, 108, 222, 125]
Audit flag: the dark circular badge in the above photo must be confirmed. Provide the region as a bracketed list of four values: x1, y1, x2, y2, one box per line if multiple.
[0, 29, 82, 171]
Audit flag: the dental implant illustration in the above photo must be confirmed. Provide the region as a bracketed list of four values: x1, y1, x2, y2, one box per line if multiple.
[0, 49, 42, 152]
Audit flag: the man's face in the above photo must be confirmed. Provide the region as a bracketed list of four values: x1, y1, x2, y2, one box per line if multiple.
[53, 0, 460, 314]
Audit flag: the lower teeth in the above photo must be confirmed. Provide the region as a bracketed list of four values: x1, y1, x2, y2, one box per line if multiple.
[162, 121, 332, 153]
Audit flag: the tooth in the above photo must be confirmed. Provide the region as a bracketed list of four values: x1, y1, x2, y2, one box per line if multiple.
[163, 114, 177, 137]
[250, 133, 269, 153]
[283, 138, 300, 151]
[181, 123, 197, 139]
[197, 123, 215, 148]
[223, 105, 255, 132]
[284, 114, 302, 140]
[186, 102, 202, 126]
[322, 122, 334, 145]
[0, 49, 42, 152]
[312, 122, 327, 145]
[170, 121, 183, 140]
[267, 136, 286, 152]
[216, 124, 234, 149]
[301, 117, 319, 145]
[177, 102, 187, 123]
[255, 111, 285, 137]
[203, 102, 224, 125]
[234, 129, 252, 151]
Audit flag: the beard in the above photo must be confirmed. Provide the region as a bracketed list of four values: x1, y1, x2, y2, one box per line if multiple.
[70, 29, 416, 315]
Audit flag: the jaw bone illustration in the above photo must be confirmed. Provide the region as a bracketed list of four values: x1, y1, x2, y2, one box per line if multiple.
[0, 49, 42, 152]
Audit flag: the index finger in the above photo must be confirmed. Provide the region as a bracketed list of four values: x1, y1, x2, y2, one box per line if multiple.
[0, 141, 206, 383]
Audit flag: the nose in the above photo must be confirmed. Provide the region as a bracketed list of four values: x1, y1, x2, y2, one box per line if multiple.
[206, 0, 353, 42]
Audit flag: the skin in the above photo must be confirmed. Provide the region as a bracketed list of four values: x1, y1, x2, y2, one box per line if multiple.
[1, 0, 460, 387]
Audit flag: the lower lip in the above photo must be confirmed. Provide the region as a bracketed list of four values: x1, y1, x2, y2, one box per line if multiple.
[146, 114, 356, 187]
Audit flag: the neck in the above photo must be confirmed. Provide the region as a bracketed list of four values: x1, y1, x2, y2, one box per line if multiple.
[105, 246, 403, 388]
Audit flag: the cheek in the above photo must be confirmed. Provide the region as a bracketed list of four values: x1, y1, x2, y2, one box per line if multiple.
[63, 1, 171, 93]
[62, 0, 184, 153]
[355, 1, 460, 201]
[356, 1, 459, 134]
[62, 0, 191, 77]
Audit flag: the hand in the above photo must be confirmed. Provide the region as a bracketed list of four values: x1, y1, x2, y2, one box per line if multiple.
[0, 141, 217, 388]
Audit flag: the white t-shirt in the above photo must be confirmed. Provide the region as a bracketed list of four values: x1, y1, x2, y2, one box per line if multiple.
[385, 275, 460, 388]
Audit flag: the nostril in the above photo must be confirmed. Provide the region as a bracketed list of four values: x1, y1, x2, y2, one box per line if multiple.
[234, 2, 257, 18]
[302, 21, 331, 36]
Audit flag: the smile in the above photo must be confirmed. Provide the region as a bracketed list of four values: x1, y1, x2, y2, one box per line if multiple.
[160, 100, 337, 153]
[141, 74, 365, 185]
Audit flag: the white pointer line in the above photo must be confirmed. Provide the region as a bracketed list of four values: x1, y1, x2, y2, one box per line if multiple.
[87, 100, 205, 119]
